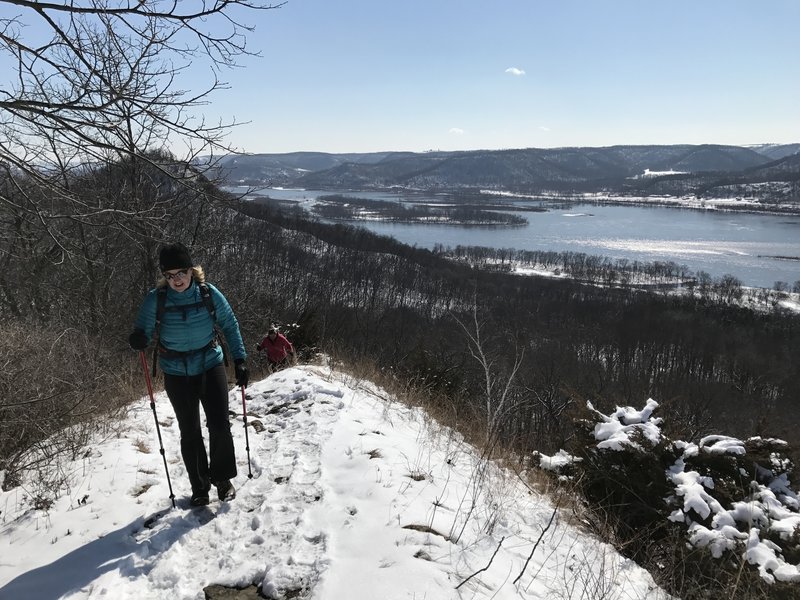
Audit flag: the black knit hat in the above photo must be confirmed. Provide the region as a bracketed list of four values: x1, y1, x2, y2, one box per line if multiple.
[159, 243, 194, 271]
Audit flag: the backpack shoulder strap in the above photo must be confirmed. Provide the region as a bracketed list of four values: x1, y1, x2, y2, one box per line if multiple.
[151, 286, 168, 376]
[197, 282, 217, 322]
[198, 282, 228, 366]
[154, 286, 168, 330]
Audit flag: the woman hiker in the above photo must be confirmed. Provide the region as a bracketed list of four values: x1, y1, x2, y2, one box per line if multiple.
[128, 242, 248, 506]
[255, 325, 296, 373]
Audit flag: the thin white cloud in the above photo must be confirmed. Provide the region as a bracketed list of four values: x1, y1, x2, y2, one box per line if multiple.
[539, 126, 551, 132]
[449, 127, 465, 135]
[505, 67, 526, 76]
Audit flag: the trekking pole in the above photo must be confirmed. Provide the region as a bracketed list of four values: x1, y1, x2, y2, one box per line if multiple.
[241, 385, 253, 479]
[139, 351, 176, 508]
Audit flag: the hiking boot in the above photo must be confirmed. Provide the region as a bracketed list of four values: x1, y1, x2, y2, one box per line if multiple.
[216, 479, 236, 502]
[190, 490, 210, 507]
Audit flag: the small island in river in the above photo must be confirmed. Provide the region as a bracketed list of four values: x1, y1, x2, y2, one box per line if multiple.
[311, 194, 532, 226]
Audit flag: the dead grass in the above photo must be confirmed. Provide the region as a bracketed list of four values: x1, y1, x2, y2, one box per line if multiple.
[131, 483, 154, 497]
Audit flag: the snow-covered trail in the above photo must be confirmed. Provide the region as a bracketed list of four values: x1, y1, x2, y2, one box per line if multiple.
[1, 367, 346, 599]
[127, 367, 344, 598]
[0, 365, 669, 600]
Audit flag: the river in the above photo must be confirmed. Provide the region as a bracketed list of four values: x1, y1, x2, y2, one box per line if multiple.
[236, 187, 800, 289]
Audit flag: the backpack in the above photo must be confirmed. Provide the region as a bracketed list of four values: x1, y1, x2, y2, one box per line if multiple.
[150, 282, 228, 376]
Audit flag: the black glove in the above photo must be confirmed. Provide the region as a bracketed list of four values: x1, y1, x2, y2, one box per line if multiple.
[234, 359, 249, 388]
[128, 329, 149, 351]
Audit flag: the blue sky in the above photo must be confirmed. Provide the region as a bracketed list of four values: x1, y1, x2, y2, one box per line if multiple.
[206, 0, 799, 153]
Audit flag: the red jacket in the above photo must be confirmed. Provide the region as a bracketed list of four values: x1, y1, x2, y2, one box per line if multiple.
[257, 332, 294, 363]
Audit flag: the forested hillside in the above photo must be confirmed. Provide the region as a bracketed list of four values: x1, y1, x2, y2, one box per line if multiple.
[239, 203, 800, 443]
[8, 158, 799, 472]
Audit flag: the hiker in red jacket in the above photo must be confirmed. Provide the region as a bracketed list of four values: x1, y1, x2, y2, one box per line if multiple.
[256, 325, 296, 372]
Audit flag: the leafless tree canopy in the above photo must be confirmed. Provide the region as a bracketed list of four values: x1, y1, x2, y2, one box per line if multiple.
[0, 0, 281, 161]
[0, 0, 281, 252]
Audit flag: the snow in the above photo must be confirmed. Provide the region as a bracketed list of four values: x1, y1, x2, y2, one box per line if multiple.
[778, 296, 800, 313]
[513, 266, 569, 279]
[579, 399, 800, 585]
[588, 398, 662, 451]
[637, 169, 688, 177]
[536, 449, 579, 472]
[0, 365, 669, 599]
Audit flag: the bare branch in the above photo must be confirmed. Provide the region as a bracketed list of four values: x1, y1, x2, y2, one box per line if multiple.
[455, 536, 505, 590]
[513, 505, 558, 585]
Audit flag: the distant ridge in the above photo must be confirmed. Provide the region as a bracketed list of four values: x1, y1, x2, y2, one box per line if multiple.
[746, 143, 800, 160]
[210, 144, 799, 196]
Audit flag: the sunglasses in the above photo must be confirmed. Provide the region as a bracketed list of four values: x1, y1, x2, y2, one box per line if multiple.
[163, 269, 191, 281]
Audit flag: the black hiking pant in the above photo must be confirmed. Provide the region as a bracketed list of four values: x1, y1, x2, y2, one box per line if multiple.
[164, 364, 237, 494]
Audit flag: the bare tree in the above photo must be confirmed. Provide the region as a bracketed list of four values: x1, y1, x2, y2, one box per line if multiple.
[0, 0, 282, 252]
[0, 1, 283, 482]
[453, 302, 524, 445]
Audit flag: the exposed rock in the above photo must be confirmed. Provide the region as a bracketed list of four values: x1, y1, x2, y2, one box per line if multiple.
[204, 583, 266, 599]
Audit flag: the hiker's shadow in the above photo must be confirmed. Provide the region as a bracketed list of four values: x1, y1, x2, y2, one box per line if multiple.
[0, 504, 215, 599]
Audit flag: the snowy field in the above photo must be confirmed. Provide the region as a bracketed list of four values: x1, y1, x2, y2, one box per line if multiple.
[0, 365, 670, 599]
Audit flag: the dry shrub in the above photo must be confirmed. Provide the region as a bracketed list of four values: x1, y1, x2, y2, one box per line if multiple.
[550, 402, 800, 600]
[0, 320, 140, 495]
[646, 525, 797, 600]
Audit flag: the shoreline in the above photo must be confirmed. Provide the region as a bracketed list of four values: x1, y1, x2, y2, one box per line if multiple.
[480, 189, 800, 218]
[504, 262, 800, 313]
[228, 184, 800, 218]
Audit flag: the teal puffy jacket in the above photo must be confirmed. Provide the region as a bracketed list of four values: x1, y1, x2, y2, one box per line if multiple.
[134, 280, 247, 376]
